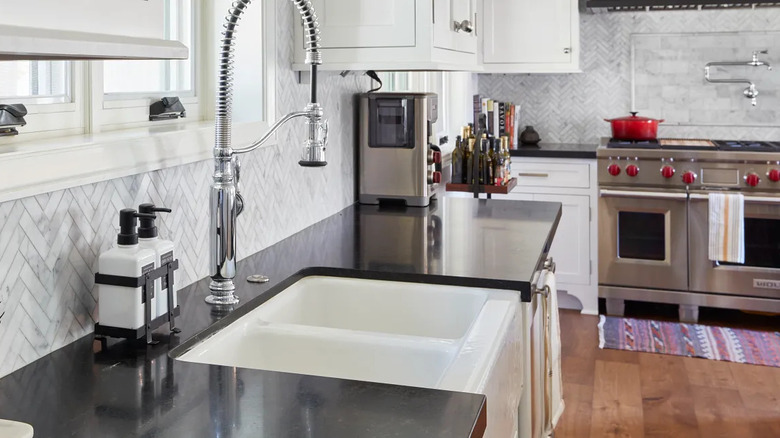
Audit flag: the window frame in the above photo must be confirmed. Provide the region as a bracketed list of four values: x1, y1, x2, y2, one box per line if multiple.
[0, 0, 278, 204]
[93, 0, 200, 132]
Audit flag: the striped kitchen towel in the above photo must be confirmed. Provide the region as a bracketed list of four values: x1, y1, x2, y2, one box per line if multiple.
[708, 192, 745, 263]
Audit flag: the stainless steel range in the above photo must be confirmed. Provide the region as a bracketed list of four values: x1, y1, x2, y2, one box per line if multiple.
[597, 138, 780, 322]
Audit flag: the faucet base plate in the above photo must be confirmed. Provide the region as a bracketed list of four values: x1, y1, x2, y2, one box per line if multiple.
[205, 293, 240, 305]
[206, 279, 239, 305]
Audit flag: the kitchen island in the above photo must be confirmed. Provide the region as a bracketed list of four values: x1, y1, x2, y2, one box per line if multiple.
[0, 197, 561, 438]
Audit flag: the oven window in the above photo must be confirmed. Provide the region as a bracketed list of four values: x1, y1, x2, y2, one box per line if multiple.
[742, 218, 780, 269]
[618, 212, 665, 261]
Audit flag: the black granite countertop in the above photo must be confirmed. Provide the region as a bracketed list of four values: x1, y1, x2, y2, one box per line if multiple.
[0, 197, 561, 438]
[511, 143, 598, 159]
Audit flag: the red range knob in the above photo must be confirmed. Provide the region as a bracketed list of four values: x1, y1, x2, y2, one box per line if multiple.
[432, 151, 442, 164]
[626, 164, 639, 177]
[768, 169, 780, 182]
[682, 171, 697, 185]
[608, 164, 621, 176]
[661, 165, 675, 179]
[432, 171, 442, 184]
[745, 172, 760, 187]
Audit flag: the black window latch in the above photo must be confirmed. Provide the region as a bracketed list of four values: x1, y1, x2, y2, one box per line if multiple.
[149, 97, 186, 121]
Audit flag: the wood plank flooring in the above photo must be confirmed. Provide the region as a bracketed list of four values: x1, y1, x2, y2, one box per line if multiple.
[554, 310, 780, 438]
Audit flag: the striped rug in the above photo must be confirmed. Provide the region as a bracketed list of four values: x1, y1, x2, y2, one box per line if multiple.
[598, 315, 780, 367]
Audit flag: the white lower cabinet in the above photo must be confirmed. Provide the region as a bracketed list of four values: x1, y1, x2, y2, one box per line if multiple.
[498, 158, 598, 315]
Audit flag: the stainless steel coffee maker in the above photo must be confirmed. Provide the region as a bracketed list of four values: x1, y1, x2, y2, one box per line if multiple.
[358, 92, 441, 207]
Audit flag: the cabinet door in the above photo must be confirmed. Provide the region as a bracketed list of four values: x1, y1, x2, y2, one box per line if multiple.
[311, 0, 416, 48]
[533, 194, 590, 285]
[482, 0, 572, 64]
[433, 0, 478, 54]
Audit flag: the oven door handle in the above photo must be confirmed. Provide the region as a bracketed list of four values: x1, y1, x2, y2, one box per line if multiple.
[689, 193, 780, 204]
[599, 189, 688, 200]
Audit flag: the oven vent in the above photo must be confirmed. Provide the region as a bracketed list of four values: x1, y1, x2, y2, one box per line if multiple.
[583, 0, 780, 12]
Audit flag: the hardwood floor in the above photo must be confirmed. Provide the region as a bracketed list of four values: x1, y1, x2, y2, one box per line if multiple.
[554, 310, 780, 438]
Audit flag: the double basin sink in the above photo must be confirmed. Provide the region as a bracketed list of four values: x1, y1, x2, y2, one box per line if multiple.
[176, 275, 520, 394]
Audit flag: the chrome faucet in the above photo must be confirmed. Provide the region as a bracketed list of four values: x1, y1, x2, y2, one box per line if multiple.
[206, 0, 327, 305]
[704, 50, 772, 106]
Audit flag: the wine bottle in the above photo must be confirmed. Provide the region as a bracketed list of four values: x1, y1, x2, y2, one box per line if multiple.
[466, 136, 476, 185]
[493, 138, 504, 186]
[451, 135, 464, 184]
[501, 136, 512, 185]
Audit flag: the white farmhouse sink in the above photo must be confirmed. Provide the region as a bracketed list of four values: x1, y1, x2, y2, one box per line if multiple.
[178, 275, 524, 437]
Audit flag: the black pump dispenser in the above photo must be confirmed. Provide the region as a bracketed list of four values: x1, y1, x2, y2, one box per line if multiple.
[138, 204, 172, 239]
[118, 209, 155, 245]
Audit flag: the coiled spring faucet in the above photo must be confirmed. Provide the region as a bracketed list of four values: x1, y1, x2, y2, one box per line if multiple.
[207, 0, 327, 304]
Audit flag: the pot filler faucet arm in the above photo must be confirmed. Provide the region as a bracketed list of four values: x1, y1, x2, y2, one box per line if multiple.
[207, 0, 326, 305]
[704, 50, 772, 106]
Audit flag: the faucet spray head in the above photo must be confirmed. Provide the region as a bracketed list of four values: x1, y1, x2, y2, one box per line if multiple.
[299, 103, 328, 167]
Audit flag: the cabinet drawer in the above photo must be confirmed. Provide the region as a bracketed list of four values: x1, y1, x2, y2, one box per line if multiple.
[512, 162, 590, 189]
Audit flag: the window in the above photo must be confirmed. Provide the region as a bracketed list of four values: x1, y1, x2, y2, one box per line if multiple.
[0, 61, 70, 104]
[0, 0, 277, 203]
[103, 0, 194, 97]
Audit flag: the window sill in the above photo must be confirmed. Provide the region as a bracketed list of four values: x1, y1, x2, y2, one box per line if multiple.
[0, 119, 271, 203]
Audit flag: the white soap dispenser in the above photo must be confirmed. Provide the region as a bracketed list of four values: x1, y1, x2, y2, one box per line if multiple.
[137, 203, 177, 319]
[97, 209, 157, 330]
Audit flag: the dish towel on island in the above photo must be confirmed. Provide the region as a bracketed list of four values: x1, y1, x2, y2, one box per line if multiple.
[708, 192, 744, 263]
[545, 270, 564, 432]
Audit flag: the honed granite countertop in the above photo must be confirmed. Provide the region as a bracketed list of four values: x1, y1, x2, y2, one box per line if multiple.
[0, 197, 561, 438]
[510, 143, 598, 159]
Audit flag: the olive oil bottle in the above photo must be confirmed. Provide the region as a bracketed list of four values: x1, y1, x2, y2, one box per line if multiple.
[451, 135, 464, 184]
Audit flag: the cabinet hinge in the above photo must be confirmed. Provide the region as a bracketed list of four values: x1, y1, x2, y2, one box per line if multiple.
[432, 1, 435, 23]
[589, 260, 592, 275]
[589, 206, 592, 222]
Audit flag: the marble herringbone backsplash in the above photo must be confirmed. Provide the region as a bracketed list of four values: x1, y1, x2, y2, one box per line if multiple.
[479, 8, 780, 144]
[0, 0, 370, 378]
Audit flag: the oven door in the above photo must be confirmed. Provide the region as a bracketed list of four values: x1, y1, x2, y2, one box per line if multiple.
[598, 189, 688, 290]
[689, 192, 780, 298]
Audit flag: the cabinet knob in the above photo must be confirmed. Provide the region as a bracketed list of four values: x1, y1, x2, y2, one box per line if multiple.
[453, 19, 474, 33]
[563, 47, 572, 54]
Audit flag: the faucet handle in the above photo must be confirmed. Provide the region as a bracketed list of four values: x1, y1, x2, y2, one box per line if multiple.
[233, 156, 241, 188]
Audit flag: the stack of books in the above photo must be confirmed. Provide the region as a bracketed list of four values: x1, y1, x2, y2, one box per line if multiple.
[472, 95, 521, 149]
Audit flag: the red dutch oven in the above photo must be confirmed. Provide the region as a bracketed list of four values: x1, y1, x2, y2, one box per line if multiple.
[604, 111, 664, 141]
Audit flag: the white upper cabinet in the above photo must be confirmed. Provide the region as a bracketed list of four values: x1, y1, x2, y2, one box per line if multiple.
[480, 0, 580, 73]
[294, 0, 480, 71]
[433, 0, 478, 55]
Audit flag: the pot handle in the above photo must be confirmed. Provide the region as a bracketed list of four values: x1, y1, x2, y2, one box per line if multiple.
[658, 119, 665, 123]
[630, 111, 638, 116]
[603, 118, 612, 122]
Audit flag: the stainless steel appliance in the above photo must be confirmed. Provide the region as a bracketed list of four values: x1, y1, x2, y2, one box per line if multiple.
[597, 138, 780, 321]
[358, 92, 442, 207]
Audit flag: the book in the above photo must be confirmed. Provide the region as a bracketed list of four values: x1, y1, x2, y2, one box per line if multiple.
[492, 102, 500, 139]
[472, 94, 481, 127]
[498, 102, 506, 137]
[487, 99, 494, 135]
[512, 104, 521, 149]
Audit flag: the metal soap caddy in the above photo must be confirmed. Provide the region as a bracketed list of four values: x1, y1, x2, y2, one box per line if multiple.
[94, 259, 181, 345]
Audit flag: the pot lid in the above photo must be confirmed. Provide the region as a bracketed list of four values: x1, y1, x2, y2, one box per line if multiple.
[607, 111, 661, 122]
